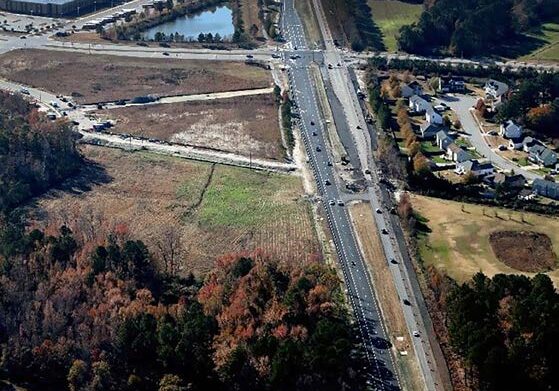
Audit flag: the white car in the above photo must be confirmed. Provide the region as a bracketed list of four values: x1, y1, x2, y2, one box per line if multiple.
[328, 200, 335, 206]
[413, 330, 420, 338]
[375, 208, 382, 214]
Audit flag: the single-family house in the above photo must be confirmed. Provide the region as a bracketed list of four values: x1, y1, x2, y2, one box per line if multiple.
[420, 123, 447, 139]
[528, 144, 558, 167]
[455, 159, 494, 176]
[446, 143, 471, 163]
[533, 178, 559, 200]
[438, 75, 465, 93]
[522, 136, 538, 152]
[425, 107, 443, 125]
[409, 95, 431, 113]
[401, 81, 423, 98]
[436, 130, 452, 150]
[500, 120, 522, 139]
[484, 79, 509, 100]
[508, 137, 524, 150]
[492, 172, 526, 189]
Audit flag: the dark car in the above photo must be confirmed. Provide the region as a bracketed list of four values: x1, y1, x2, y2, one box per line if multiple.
[403, 299, 411, 306]
[162, 52, 170, 56]
[316, 146, 321, 152]
[310, 120, 315, 126]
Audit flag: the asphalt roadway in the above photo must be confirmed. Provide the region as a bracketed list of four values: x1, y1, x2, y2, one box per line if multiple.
[281, 0, 447, 389]
[281, 0, 401, 389]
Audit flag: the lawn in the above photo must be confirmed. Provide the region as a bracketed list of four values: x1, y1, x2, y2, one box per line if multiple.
[31, 146, 320, 276]
[368, 0, 423, 52]
[520, 22, 559, 62]
[420, 141, 441, 154]
[411, 194, 559, 286]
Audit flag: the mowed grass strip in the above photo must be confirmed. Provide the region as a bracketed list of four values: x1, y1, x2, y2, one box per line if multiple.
[411, 194, 559, 286]
[368, 0, 422, 52]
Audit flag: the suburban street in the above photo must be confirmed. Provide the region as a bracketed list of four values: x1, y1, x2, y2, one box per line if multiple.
[436, 94, 541, 180]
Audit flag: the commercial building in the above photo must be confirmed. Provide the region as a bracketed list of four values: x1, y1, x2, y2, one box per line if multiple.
[0, 0, 111, 17]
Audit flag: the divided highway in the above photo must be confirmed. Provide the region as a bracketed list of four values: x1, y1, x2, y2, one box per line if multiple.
[281, 0, 400, 390]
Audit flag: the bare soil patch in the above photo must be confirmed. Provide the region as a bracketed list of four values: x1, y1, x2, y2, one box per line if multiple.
[489, 231, 557, 272]
[31, 145, 319, 276]
[0, 49, 271, 104]
[96, 94, 284, 160]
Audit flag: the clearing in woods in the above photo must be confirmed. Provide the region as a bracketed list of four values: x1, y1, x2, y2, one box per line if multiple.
[31, 145, 320, 276]
[0, 49, 271, 104]
[368, 0, 423, 52]
[349, 202, 424, 391]
[95, 94, 285, 160]
[411, 194, 559, 286]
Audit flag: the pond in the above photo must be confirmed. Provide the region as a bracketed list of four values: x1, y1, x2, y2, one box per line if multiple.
[142, 5, 234, 41]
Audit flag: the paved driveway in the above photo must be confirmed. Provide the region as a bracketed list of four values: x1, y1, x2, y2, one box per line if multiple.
[435, 94, 541, 181]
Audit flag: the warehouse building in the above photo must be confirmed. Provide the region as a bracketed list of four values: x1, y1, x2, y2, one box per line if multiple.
[0, 0, 111, 17]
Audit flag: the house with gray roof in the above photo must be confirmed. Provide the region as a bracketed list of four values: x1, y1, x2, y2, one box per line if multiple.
[409, 95, 431, 113]
[455, 160, 494, 176]
[529, 144, 558, 167]
[533, 179, 559, 200]
[420, 123, 446, 139]
[446, 143, 472, 163]
[500, 120, 522, 139]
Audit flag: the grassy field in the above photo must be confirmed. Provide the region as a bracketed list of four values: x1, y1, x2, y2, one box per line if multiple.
[31, 146, 320, 276]
[520, 22, 559, 62]
[411, 194, 559, 286]
[368, 0, 422, 52]
[96, 94, 284, 160]
[0, 49, 272, 104]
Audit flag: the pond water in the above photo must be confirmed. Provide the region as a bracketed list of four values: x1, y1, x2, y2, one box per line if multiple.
[142, 5, 234, 40]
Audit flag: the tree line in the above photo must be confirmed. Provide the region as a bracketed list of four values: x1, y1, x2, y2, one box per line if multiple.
[444, 272, 559, 391]
[397, 0, 559, 57]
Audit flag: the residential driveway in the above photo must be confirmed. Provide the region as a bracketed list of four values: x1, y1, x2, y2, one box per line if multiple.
[435, 94, 541, 181]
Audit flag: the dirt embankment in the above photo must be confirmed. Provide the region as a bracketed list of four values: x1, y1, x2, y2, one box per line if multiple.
[489, 231, 558, 273]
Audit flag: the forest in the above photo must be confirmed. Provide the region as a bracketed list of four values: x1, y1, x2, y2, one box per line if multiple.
[0, 92, 366, 390]
[397, 0, 559, 56]
[443, 273, 559, 391]
[0, 92, 82, 213]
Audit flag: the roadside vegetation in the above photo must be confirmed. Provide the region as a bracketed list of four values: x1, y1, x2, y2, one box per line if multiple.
[367, 0, 422, 52]
[0, 91, 81, 212]
[34, 146, 320, 276]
